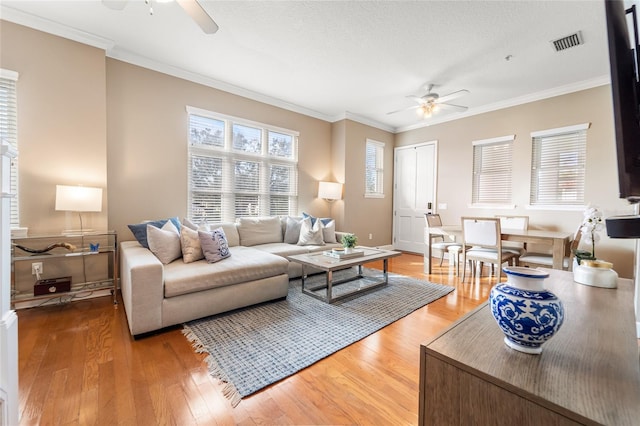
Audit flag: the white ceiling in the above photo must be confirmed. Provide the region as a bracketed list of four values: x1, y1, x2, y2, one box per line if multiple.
[0, 0, 616, 132]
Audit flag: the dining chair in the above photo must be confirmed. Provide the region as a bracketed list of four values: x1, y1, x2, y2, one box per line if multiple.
[495, 215, 529, 264]
[518, 225, 582, 271]
[461, 217, 517, 283]
[425, 214, 463, 271]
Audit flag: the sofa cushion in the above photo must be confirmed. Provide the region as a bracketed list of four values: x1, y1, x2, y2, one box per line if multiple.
[237, 216, 283, 246]
[199, 227, 231, 263]
[147, 221, 182, 264]
[283, 216, 303, 244]
[128, 217, 181, 248]
[321, 219, 337, 243]
[163, 246, 289, 298]
[182, 218, 240, 247]
[180, 226, 204, 263]
[298, 216, 325, 246]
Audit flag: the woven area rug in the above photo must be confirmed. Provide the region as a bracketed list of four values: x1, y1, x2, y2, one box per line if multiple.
[182, 268, 454, 406]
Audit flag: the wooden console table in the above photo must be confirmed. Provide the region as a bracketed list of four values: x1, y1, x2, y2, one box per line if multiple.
[419, 269, 640, 425]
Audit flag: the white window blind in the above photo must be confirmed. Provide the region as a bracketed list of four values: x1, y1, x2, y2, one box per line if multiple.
[0, 69, 19, 226]
[472, 135, 514, 205]
[530, 124, 588, 206]
[365, 139, 384, 197]
[187, 106, 298, 222]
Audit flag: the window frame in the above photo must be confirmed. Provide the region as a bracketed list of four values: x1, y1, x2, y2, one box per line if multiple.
[365, 139, 385, 198]
[0, 69, 19, 227]
[470, 135, 515, 209]
[186, 106, 299, 223]
[528, 123, 589, 209]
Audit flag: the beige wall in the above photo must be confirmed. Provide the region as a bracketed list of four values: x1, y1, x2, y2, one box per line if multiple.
[0, 21, 108, 234]
[106, 59, 335, 239]
[338, 120, 395, 247]
[396, 85, 637, 278]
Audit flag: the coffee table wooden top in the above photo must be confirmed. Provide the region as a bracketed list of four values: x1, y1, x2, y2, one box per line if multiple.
[288, 247, 401, 271]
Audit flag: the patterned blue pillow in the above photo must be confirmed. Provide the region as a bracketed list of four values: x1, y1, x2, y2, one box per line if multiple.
[199, 227, 231, 263]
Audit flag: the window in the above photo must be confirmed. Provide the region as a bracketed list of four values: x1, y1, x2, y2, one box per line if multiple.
[365, 139, 384, 198]
[530, 124, 588, 206]
[187, 106, 298, 222]
[471, 135, 514, 205]
[0, 69, 19, 226]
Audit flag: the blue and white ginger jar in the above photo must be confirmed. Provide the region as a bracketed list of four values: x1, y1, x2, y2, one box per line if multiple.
[489, 266, 564, 355]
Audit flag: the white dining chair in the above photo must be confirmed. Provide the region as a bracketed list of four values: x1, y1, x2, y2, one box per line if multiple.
[461, 217, 517, 283]
[518, 226, 582, 271]
[495, 215, 529, 264]
[425, 214, 463, 271]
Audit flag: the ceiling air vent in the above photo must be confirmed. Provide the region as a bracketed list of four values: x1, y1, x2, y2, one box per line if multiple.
[551, 31, 584, 52]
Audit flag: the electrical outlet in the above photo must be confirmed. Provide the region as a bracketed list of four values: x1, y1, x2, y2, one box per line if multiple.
[31, 262, 43, 275]
[368, 233, 373, 240]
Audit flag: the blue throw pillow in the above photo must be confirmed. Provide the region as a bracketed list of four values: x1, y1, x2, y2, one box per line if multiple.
[128, 216, 181, 248]
[302, 212, 333, 227]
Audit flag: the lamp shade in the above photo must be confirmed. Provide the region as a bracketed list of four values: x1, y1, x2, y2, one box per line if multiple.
[55, 185, 103, 212]
[318, 181, 342, 201]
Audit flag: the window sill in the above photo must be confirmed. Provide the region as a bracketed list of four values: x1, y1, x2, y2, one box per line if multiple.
[364, 193, 385, 199]
[468, 203, 516, 209]
[526, 204, 586, 211]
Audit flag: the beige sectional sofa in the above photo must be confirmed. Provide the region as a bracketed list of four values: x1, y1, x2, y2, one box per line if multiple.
[120, 216, 346, 336]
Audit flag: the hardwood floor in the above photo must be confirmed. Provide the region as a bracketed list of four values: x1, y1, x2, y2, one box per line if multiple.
[16, 253, 496, 425]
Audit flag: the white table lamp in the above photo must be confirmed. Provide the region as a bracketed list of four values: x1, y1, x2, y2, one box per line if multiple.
[55, 185, 102, 234]
[318, 181, 342, 202]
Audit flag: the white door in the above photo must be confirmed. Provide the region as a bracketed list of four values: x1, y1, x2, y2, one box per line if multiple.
[393, 142, 437, 253]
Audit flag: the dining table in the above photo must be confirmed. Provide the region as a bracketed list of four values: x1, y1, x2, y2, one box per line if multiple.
[424, 225, 575, 274]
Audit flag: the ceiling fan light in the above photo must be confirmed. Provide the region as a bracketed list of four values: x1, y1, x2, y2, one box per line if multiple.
[432, 104, 440, 113]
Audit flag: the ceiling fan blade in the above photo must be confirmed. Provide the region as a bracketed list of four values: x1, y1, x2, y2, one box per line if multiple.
[437, 89, 469, 104]
[176, 0, 219, 34]
[102, 0, 128, 10]
[406, 95, 427, 104]
[438, 103, 468, 112]
[387, 105, 420, 115]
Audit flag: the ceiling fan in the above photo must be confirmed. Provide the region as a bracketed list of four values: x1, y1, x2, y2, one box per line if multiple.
[102, 0, 219, 34]
[388, 84, 469, 118]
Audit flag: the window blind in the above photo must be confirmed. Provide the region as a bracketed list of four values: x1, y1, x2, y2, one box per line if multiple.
[472, 136, 513, 204]
[187, 107, 298, 222]
[365, 139, 384, 196]
[0, 70, 19, 226]
[530, 127, 587, 205]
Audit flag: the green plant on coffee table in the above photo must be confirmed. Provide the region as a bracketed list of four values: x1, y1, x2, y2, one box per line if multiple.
[342, 233, 358, 249]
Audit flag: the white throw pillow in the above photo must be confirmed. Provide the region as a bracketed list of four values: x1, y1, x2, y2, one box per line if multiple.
[147, 220, 182, 264]
[180, 225, 204, 263]
[297, 217, 325, 246]
[321, 219, 337, 243]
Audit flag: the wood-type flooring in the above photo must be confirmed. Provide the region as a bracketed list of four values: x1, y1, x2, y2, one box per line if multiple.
[16, 253, 499, 425]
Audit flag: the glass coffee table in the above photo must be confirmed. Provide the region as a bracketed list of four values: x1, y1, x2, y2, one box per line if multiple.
[287, 247, 401, 303]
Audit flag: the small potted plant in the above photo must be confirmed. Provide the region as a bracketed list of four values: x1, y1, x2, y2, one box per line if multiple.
[342, 233, 358, 253]
[574, 206, 604, 265]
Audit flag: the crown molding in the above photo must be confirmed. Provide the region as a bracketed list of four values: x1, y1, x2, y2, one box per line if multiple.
[107, 47, 336, 123]
[396, 75, 611, 133]
[331, 111, 396, 133]
[0, 6, 115, 51]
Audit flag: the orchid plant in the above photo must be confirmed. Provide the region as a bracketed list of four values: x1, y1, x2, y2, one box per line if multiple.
[576, 206, 605, 264]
